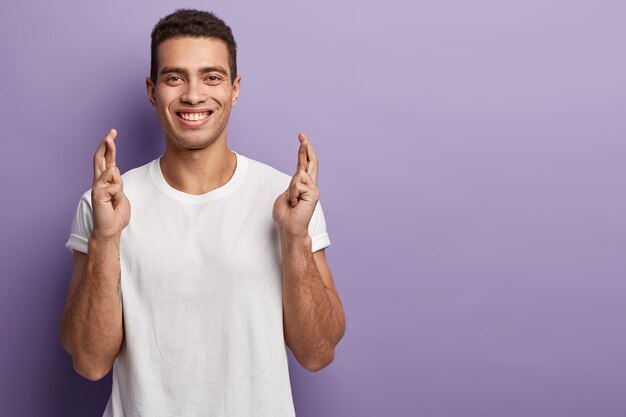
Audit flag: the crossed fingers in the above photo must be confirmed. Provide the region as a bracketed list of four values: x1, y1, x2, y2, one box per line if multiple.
[89, 129, 130, 237]
[92, 129, 124, 204]
[296, 132, 318, 184]
[288, 132, 320, 207]
[93, 128, 118, 182]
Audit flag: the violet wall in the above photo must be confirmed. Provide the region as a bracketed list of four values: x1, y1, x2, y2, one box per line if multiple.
[1, 0, 625, 416]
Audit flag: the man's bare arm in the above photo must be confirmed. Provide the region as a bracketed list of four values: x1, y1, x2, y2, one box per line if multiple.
[273, 133, 345, 371]
[60, 129, 131, 381]
[281, 243, 345, 371]
[60, 241, 124, 381]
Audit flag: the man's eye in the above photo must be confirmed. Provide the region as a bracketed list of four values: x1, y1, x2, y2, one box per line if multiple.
[166, 76, 183, 83]
[206, 75, 222, 84]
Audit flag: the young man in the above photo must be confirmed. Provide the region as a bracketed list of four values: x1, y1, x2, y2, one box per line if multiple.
[60, 9, 345, 416]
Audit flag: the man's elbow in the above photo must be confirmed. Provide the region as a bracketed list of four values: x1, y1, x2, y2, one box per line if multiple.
[73, 357, 112, 381]
[300, 348, 335, 372]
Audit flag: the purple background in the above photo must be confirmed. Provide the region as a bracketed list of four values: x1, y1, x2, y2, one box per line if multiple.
[1, 0, 625, 416]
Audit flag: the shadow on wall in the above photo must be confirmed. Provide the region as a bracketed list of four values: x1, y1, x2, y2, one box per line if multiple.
[115, 94, 164, 173]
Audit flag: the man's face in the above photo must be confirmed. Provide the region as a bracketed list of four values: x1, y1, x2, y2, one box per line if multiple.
[146, 37, 240, 151]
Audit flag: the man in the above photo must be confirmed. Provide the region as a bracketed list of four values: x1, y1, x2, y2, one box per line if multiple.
[60, 9, 345, 416]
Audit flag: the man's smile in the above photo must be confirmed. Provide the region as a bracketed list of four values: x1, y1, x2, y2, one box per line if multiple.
[176, 111, 213, 126]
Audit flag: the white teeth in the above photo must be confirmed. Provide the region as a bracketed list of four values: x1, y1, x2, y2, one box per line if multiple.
[180, 112, 209, 121]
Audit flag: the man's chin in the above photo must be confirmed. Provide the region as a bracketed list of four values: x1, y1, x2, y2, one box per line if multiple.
[168, 134, 219, 151]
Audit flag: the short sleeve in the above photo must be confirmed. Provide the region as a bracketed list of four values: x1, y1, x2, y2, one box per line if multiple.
[65, 190, 94, 254]
[308, 200, 331, 252]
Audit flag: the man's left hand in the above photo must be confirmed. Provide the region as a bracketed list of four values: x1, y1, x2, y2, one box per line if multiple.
[273, 132, 320, 238]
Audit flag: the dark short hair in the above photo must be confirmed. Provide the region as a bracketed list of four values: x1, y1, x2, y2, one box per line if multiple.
[150, 9, 238, 84]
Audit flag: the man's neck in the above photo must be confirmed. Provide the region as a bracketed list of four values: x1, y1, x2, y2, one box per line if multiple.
[159, 139, 237, 195]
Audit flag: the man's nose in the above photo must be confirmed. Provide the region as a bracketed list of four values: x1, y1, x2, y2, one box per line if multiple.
[180, 80, 207, 105]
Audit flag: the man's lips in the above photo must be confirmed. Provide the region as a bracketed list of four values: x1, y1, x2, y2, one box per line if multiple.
[176, 110, 213, 127]
[176, 111, 212, 121]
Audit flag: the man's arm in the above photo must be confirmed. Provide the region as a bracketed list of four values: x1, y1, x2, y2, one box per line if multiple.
[60, 129, 130, 381]
[281, 242, 345, 372]
[60, 242, 124, 381]
[273, 133, 345, 372]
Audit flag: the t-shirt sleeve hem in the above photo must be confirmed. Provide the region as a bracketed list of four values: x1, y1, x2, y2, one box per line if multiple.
[311, 233, 330, 253]
[65, 234, 88, 254]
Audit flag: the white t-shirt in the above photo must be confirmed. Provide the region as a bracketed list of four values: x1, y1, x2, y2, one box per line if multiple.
[65, 151, 330, 417]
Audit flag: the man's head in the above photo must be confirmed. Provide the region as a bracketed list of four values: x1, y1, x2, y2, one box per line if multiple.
[150, 9, 237, 85]
[146, 9, 241, 151]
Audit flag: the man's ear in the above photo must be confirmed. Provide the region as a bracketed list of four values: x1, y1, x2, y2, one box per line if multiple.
[145, 77, 156, 107]
[231, 75, 241, 106]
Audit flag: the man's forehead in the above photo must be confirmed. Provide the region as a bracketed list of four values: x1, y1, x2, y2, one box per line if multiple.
[157, 36, 230, 69]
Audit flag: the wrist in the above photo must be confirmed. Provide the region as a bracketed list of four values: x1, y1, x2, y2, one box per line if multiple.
[89, 233, 121, 248]
[279, 224, 309, 239]
[280, 230, 312, 250]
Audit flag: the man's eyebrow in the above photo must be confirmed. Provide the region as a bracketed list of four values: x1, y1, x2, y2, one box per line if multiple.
[159, 66, 229, 77]
[199, 66, 229, 76]
[160, 66, 188, 76]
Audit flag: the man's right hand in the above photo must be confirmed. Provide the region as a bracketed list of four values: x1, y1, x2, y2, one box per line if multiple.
[91, 129, 131, 240]
[61, 129, 128, 380]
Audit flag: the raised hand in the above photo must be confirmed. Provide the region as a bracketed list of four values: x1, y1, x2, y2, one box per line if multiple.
[91, 129, 131, 240]
[272, 132, 320, 238]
